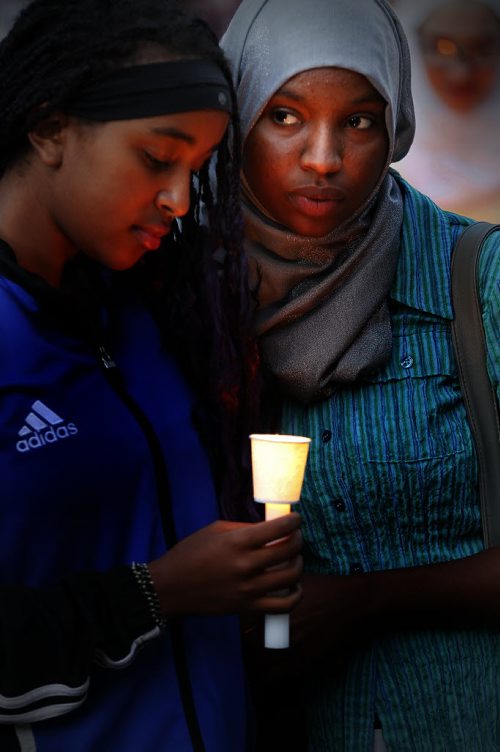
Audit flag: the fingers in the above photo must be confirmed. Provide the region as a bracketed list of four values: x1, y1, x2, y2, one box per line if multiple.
[234, 528, 301, 580]
[218, 515, 302, 577]
[257, 529, 303, 569]
[149, 516, 304, 618]
[230, 519, 303, 602]
[228, 530, 302, 591]
[253, 584, 303, 614]
[239, 555, 303, 607]
[261, 554, 303, 591]
[243, 512, 302, 548]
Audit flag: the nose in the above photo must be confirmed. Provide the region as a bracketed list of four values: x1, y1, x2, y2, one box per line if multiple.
[445, 58, 476, 82]
[300, 123, 343, 176]
[155, 170, 191, 218]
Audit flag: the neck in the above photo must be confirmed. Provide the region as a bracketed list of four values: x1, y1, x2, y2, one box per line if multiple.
[0, 165, 77, 288]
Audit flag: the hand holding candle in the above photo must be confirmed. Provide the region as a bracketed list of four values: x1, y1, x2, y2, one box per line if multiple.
[250, 433, 311, 649]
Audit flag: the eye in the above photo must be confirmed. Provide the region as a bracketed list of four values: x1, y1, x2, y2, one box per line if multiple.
[144, 151, 173, 171]
[347, 115, 374, 130]
[271, 108, 301, 126]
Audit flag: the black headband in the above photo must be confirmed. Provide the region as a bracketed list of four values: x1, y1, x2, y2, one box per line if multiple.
[66, 60, 232, 121]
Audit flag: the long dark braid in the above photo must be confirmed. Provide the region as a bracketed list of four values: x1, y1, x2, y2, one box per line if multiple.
[156, 70, 260, 521]
[0, 0, 260, 520]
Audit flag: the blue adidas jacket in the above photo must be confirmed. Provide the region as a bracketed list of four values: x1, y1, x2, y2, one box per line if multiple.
[0, 242, 250, 752]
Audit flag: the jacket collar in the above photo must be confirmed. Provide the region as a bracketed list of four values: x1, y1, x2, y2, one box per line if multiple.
[0, 238, 107, 345]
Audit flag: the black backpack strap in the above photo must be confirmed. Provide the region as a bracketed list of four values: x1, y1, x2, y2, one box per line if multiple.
[451, 222, 500, 547]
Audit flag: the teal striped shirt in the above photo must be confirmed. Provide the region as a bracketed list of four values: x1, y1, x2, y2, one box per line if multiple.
[281, 175, 500, 751]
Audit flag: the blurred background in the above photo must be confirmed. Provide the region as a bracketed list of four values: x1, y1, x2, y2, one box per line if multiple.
[393, 0, 500, 221]
[0, 0, 25, 36]
[0, 0, 243, 38]
[182, 0, 242, 37]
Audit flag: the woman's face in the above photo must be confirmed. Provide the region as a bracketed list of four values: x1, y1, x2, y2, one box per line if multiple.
[42, 108, 229, 271]
[418, 1, 500, 112]
[242, 67, 389, 237]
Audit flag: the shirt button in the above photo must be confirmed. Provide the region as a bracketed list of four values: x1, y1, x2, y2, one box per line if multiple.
[400, 355, 414, 369]
[322, 429, 332, 443]
[334, 500, 346, 512]
[350, 563, 363, 574]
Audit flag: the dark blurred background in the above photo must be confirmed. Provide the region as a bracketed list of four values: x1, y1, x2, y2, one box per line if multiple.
[0, 1, 243, 39]
[182, 0, 242, 37]
[0, 0, 26, 36]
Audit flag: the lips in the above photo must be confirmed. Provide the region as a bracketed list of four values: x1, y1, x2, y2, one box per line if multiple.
[293, 186, 346, 201]
[289, 185, 346, 218]
[447, 86, 479, 104]
[132, 224, 171, 251]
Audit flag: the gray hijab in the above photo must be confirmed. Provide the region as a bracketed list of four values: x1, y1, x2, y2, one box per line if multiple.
[221, 0, 415, 403]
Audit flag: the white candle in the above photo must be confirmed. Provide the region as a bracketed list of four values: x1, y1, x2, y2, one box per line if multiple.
[249, 434, 311, 649]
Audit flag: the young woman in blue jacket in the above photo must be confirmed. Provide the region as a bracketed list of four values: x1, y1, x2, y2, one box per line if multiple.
[0, 1, 302, 750]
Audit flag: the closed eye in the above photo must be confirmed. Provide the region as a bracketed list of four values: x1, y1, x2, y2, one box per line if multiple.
[144, 151, 173, 171]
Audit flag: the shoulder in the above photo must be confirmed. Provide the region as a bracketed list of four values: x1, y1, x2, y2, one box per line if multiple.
[391, 172, 499, 301]
[390, 171, 477, 318]
[478, 226, 500, 274]
[477, 226, 500, 314]
[393, 169, 474, 240]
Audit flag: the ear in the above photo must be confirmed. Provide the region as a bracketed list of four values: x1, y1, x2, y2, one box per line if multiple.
[27, 111, 70, 168]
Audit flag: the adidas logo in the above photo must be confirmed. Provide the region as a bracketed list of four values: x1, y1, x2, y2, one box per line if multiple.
[16, 400, 78, 453]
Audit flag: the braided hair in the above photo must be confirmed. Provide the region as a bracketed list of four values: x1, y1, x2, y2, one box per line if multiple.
[0, 0, 260, 520]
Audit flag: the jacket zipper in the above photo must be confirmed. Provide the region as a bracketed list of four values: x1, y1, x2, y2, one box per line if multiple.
[98, 344, 206, 752]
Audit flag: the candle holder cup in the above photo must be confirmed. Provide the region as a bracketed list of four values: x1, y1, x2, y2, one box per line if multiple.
[249, 433, 311, 649]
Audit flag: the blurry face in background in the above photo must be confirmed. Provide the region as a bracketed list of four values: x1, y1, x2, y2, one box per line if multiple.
[418, 0, 500, 112]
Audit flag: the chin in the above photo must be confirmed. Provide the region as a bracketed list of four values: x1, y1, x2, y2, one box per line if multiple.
[291, 220, 341, 238]
[105, 253, 146, 271]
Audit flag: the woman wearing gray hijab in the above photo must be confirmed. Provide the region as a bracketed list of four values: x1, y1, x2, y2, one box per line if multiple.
[221, 0, 500, 750]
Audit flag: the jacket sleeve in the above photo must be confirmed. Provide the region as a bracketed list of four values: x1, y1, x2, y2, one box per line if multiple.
[0, 566, 159, 724]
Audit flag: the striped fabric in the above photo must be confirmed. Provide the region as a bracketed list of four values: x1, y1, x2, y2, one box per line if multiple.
[281, 174, 500, 751]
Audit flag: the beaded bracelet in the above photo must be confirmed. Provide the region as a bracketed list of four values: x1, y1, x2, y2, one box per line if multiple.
[131, 562, 167, 629]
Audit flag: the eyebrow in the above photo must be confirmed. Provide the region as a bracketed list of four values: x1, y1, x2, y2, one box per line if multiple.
[149, 126, 222, 155]
[275, 88, 305, 102]
[275, 88, 384, 106]
[150, 126, 195, 144]
[350, 93, 385, 105]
